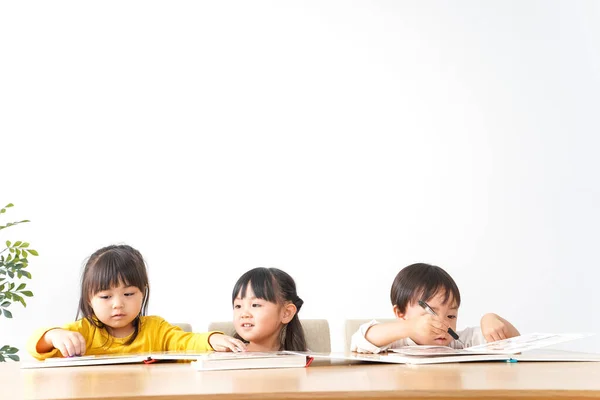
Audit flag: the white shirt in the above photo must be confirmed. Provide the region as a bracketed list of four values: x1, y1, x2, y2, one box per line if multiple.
[350, 319, 487, 354]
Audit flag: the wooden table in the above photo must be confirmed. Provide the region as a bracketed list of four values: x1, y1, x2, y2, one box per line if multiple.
[3, 359, 600, 400]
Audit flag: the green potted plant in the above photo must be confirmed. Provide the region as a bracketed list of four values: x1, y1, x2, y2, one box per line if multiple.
[0, 203, 38, 362]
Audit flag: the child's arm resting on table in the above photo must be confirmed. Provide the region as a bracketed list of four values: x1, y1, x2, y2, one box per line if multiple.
[480, 313, 520, 342]
[350, 320, 394, 353]
[27, 323, 88, 360]
[157, 318, 246, 352]
[208, 333, 247, 352]
[350, 315, 450, 354]
[363, 320, 412, 348]
[37, 329, 86, 357]
[365, 314, 449, 346]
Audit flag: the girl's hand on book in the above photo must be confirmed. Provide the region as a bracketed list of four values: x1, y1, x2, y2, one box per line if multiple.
[209, 333, 247, 352]
[45, 329, 87, 357]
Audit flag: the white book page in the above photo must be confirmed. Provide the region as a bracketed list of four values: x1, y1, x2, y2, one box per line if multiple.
[388, 346, 476, 356]
[465, 333, 594, 354]
[198, 351, 297, 360]
[20, 354, 150, 369]
[42, 353, 149, 362]
[388, 333, 594, 356]
[339, 351, 509, 365]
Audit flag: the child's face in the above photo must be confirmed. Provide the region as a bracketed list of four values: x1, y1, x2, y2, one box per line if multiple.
[398, 291, 459, 346]
[89, 283, 144, 338]
[232, 286, 290, 350]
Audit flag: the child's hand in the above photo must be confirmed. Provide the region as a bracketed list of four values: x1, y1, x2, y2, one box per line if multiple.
[45, 329, 86, 357]
[481, 313, 520, 342]
[409, 313, 450, 344]
[209, 334, 247, 352]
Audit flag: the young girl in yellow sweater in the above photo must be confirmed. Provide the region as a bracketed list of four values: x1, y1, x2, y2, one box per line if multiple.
[28, 244, 245, 359]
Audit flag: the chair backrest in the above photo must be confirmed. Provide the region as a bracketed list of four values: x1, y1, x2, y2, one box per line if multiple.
[208, 319, 331, 353]
[303, 319, 331, 353]
[208, 321, 236, 336]
[173, 322, 192, 332]
[344, 318, 395, 351]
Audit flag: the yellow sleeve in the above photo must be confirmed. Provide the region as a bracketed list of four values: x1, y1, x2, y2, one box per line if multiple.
[26, 320, 89, 361]
[144, 316, 223, 352]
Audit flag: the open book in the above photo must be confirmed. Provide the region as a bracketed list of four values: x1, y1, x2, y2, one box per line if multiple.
[388, 333, 592, 356]
[312, 333, 600, 365]
[21, 351, 208, 369]
[191, 351, 312, 371]
[21, 350, 312, 370]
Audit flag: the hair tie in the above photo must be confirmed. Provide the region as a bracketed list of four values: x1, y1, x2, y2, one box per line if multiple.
[294, 296, 304, 311]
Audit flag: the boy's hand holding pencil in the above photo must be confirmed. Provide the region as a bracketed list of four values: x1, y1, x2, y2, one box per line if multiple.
[409, 312, 451, 344]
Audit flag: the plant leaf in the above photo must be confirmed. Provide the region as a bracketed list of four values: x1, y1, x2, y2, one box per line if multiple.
[14, 241, 22, 247]
[21, 291, 33, 297]
[27, 249, 39, 256]
[3, 309, 13, 318]
[8, 354, 19, 362]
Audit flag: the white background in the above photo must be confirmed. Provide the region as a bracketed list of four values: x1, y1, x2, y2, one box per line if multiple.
[1, 1, 599, 358]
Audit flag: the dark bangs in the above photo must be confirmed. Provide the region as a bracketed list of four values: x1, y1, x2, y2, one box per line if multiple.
[390, 263, 461, 313]
[84, 249, 147, 297]
[232, 268, 279, 304]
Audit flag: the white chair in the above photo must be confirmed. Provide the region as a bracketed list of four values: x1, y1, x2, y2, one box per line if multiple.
[344, 318, 395, 351]
[208, 321, 236, 336]
[208, 319, 331, 353]
[172, 322, 192, 332]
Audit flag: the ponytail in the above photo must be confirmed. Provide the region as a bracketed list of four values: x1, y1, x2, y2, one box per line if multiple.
[281, 296, 307, 351]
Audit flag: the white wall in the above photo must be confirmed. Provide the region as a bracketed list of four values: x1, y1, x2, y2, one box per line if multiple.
[1, 1, 599, 358]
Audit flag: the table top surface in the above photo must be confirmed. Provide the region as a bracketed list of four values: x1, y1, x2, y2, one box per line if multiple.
[4, 358, 600, 400]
